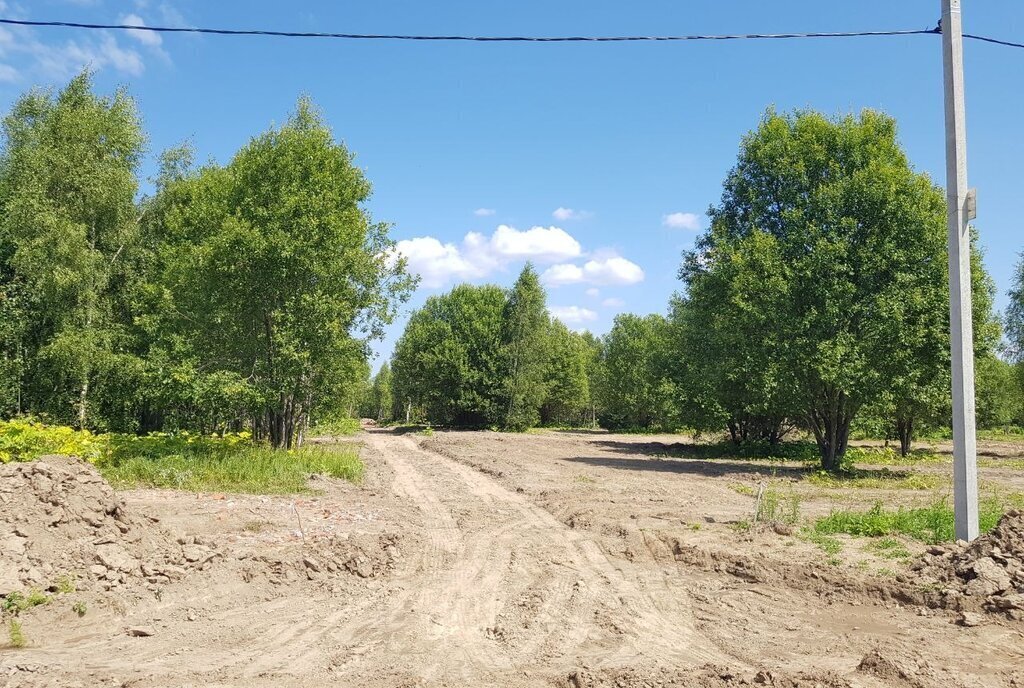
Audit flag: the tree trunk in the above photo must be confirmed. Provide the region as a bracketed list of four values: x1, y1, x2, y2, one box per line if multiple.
[808, 388, 854, 472]
[896, 416, 913, 457]
[77, 377, 89, 429]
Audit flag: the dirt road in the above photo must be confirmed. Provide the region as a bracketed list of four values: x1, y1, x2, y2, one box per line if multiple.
[5, 430, 1024, 687]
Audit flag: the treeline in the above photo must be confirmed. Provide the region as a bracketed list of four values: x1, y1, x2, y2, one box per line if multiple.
[0, 73, 412, 447]
[383, 109, 1010, 472]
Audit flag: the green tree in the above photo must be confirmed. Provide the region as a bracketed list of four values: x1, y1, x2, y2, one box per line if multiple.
[684, 109, 964, 470]
[975, 355, 1021, 430]
[367, 362, 394, 423]
[0, 72, 144, 427]
[500, 264, 550, 431]
[391, 283, 507, 426]
[145, 98, 413, 448]
[598, 313, 676, 431]
[540, 320, 591, 427]
[1004, 254, 1024, 364]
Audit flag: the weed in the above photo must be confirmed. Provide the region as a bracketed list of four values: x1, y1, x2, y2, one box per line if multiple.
[54, 575, 75, 594]
[799, 528, 843, 556]
[72, 601, 87, 617]
[813, 494, 1024, 544]
[3, 589, 50, 615]
[730, 483, 755, 496]
[242, 520, 271, 533]
[732, 519, 752, 533]
[688, 522, 702, 531]
[755, 485, 801, 526]
[7, 619, 25, 648]
[418, 427, 435, 437]
[574, 474, 595, 484]
[806, 468, 942, 491]
[865, 537, 912, 560]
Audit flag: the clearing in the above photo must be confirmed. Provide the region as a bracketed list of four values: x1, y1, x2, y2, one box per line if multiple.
[3, 429, 1024, 687]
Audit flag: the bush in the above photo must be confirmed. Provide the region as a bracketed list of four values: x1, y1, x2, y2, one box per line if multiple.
[0, 419, 110, 464]
[0, 420, 364, 494]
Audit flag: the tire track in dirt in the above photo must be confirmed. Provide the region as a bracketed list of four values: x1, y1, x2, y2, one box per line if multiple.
[289, 432, 733, 684]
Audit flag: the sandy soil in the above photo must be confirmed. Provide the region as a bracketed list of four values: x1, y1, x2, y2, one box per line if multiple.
[3, 429, 1024, 687]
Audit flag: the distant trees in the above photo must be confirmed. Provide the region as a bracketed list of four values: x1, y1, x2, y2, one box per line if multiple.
[679, 109, 997, 469]
[391, 283, 507, 426]
[596, 314, 677, 431]
[0, 75, 411, 444]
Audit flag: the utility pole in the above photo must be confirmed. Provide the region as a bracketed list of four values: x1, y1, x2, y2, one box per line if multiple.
[941, 0, 979, 541]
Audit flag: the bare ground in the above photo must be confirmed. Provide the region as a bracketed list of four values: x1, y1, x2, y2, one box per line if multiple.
[4, 429, 1024, 687]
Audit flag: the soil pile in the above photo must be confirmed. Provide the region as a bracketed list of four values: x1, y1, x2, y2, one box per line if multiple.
[0, 455, 220, 595]
[913, 509, 1024, 620]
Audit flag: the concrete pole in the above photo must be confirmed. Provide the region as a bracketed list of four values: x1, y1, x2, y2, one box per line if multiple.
[941, 0, 979, 541]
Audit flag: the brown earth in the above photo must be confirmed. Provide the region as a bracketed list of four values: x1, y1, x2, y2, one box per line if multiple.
[3, 430, 1024, 687]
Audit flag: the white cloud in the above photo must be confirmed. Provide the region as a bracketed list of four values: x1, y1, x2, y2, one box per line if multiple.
[549, 306, 598, 324]
[585, 288, 600, 298]
[488, 225, 581, 262]
[392, 225, 583, 290]
[120, 13, 164, 48]
[552, 207, 592, 221]
[0, 63, 18, 82]
[662, 212, 702, 231]
[601, 297, 625, 308]
[542, 263, 584, 286]
[0, 24, 147, 80]
[390, 236, 487, 289]
[543, 256, 645, 287]
[473, 208, 496, 217]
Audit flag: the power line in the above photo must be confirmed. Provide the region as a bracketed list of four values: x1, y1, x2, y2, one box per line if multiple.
[3, 17, 1021, 49]
[0, 18, 963, 45]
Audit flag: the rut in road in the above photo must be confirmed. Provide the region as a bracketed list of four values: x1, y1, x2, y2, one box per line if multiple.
[298, 432, 732, 683]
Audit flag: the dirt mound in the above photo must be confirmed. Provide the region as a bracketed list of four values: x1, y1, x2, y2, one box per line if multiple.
[0, 456, 220, 595]
[913, 510, 1024, 620]
[559, 665, 851, 688]
[236, 532, 403, 585]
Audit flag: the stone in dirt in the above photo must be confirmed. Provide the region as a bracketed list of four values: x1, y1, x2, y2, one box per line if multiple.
[913, 510, 1024, 620]
[0, 455, 221, 596]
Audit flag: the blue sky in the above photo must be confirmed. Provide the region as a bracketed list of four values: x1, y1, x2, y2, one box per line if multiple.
[1, 1, 1022, 368]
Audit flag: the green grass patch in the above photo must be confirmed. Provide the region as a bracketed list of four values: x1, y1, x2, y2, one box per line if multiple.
[799, 528, 843, 556]
[102, 441, 363, 494]
[844, 446, 948, 467]
[309, 416, 361, 436]
[979, 458, 1024, 471]
[864, 536, 912, 560]
[805, 467, 942, 491]
[0, 420, 364, 495]
[813, 494, 1024, 544]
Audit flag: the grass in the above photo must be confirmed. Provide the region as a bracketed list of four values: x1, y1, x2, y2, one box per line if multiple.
[844, 446, 948, 467]
[54, 575, 75, 595]
[865, 536, 912, 561]
[799, 528, 843, 556]
[755, 485, 801, 525]
[2, 590, 50, 615]
[813, 494, 1024, 544]
[309, 416, 361, 437]
[805, 467, 943, 491]
[102, 442, 363, 494]
[7, 619, 25, 648]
